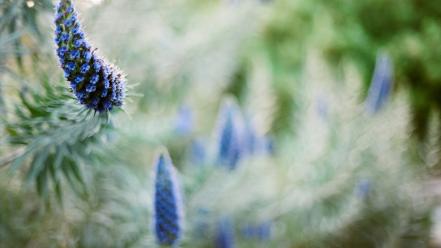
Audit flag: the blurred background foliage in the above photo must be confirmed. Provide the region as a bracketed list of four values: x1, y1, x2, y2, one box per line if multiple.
[1, 0, 441, 247]
[264, 0, 441, 140]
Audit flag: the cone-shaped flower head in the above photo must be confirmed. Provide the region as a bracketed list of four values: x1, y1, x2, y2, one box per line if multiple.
[215, 218, 235, 248]
[366, 53, 393, 113]
[215, 98, 244, 170]
[153, 151, 183, 247]
[54, 0, 125, 112]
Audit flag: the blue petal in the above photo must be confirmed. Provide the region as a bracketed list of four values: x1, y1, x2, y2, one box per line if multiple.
[86, 84, 96, 93]
[80, 64, 90, 74]
[74, 76, 84, 84]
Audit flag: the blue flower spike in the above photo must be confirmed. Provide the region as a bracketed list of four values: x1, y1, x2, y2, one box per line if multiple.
[54, 0, 126, 112]
[215, 98, 245, 170]
[153, 150, 184, 247]
[215, 217, 235, 248]
[366, 53, 393, 113]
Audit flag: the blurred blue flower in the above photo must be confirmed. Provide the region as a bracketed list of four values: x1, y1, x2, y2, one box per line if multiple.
[242, 113, 275, 157]
[241, 221, 272, 241]
[243, 114, 258, 155]
[189, 139, 207, 165]
[316, 96, 328, 120]
[215, 218, 235, 248]
[216, 99, 244, 170]
[153, 152, 183, 247]
[260, 136, 275, 155]
[355, 179, 372, 199]
[193, 208, 211, 239]
[54, 0, 125, 112]
[175, 105, 193, 136]
[366, 53, 393, 113]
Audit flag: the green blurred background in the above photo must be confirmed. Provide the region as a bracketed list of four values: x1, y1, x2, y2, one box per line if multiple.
[1, 0, 441, 247]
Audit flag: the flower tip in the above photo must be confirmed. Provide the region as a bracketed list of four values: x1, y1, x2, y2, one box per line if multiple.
[216, 96, 245, 170]
[365, 52, 393, 114]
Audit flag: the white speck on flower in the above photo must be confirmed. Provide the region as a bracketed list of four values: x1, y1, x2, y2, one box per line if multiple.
[89, 0, 104, 6]
[26, 0, 35, 8]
